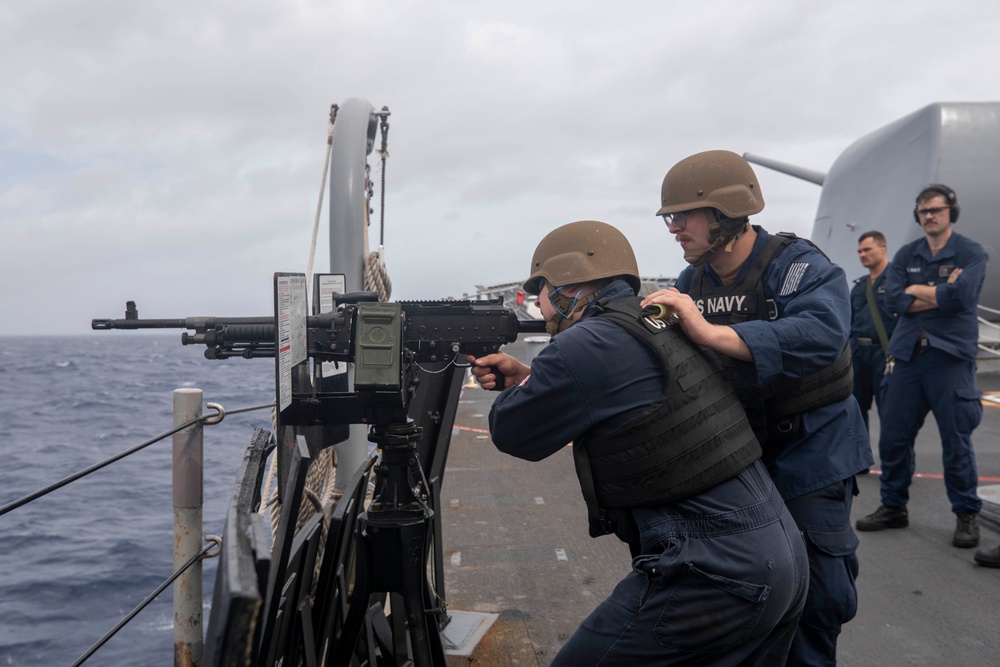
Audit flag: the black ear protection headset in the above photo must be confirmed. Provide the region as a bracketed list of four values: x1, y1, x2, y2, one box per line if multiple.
[913, 183, 960, 224]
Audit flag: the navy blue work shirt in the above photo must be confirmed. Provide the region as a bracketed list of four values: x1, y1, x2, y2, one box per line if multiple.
[884, 231, 986, 362]
[674, 227, 872, 500]
[850, 271, 896, 354]
[488, 280, 663, 461]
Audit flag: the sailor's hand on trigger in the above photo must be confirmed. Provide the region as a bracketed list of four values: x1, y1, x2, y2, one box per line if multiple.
[466, 353, 529, 391]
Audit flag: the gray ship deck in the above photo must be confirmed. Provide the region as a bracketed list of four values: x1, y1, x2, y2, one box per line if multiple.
[440, 339, 1000, 667]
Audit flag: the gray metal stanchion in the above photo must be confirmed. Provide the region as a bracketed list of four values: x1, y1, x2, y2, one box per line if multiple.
[173, 388, 204, 666]
[329, 97, 377, 492]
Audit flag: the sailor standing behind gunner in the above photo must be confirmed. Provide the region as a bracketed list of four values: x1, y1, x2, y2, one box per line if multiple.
[641, 150, 872, 667]
[850, 230, 897, 438]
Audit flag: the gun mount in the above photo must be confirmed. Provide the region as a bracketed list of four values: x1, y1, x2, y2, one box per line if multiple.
[94, 293, 543, 360]
[94, 291, 544, 420]
[91, 275, 548, 665]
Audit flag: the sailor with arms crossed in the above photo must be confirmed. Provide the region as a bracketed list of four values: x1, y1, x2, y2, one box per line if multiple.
[856, 184, 987, 555]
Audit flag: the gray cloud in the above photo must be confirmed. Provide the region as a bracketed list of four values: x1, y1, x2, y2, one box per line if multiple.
[3, 0, 1000, 334]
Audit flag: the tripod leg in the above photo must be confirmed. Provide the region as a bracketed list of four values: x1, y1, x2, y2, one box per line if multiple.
[330, 521, 373, 667]
[397, 521, 445, 667]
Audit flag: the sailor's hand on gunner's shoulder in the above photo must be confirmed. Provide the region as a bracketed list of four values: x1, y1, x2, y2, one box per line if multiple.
[640, 289, 710, 343]
[640, 288, 752, 361]
[466, 353, 530, 391]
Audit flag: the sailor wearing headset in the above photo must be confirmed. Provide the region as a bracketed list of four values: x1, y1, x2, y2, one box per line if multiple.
[856, 184, 987, 557]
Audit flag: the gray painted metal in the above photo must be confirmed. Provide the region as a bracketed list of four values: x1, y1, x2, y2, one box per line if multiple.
[172, 388, 204, 666]
[748, 102, 1000, 315]
[329, 97, 376, 290]
[203, 428, 268, 666]
[328, 98, 378, 490]
[743, 152, 825, 186]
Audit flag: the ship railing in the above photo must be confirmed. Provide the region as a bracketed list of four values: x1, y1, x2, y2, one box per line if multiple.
[978, 304, 1000, 360]
[0, 390, 274, 666]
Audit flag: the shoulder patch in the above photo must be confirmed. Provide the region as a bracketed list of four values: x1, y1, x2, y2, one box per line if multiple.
[639, 312, 679, 333]
[780, 262, 809, 296]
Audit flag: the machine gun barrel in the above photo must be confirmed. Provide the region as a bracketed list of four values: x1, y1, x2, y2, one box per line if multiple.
[92, 299, 546, 361]
[92, 299, 275, 332]
[92, 307, 286, 359]
[91, 316, 275, 330]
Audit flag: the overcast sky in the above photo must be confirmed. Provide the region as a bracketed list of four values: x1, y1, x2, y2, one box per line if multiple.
[3, 0, 1000, 336]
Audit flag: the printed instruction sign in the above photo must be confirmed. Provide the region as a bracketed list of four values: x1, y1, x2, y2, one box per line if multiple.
[316, 273, 347, 378]
[275, 273, 308, 411]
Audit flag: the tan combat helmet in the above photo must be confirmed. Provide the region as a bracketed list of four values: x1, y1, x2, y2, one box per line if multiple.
[657, 149, 765, 219]
[523, 220, 641, 295]
[657, 150, 765, 264]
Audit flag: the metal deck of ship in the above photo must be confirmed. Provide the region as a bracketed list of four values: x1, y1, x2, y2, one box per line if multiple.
[440, 338, 1000, 667]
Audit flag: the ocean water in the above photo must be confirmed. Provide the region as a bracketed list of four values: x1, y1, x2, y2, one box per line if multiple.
[0, 334, 276, 666]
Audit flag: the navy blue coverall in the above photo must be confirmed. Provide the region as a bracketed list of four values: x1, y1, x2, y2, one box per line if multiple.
[488, 280, 808, 666]
[675, 227, 873, 667]
[878, 231, 985, 515]
[849, 272, 896, 435]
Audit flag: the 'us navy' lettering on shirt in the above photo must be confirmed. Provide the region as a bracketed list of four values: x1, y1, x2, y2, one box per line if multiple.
[695, 295, 749, 315]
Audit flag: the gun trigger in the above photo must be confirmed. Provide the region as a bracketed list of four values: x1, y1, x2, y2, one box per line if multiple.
[490, 366, 505, 392]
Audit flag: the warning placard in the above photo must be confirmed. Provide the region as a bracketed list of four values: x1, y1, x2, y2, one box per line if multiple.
[275, 273, 308, 411]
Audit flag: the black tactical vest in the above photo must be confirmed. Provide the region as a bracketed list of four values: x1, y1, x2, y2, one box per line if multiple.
[688, 233, 854, 444]
[574, 297, 761, 546]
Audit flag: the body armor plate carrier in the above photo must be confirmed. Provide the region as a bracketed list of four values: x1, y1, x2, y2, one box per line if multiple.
[574, 297, 761, 546]
[688, 233, 855, 444]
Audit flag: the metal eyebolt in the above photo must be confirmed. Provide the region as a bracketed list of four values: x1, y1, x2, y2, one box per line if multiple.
[203, 535, 223, 559]
[203, 402, 225, 425]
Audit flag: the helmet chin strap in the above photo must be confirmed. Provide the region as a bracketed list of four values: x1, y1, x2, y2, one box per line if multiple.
[684, 217, 745, 266]
[545, 316, 571, 336]
[545, 287, 596, 335]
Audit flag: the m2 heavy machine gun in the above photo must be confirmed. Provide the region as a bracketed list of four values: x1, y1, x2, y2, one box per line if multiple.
[93, 273, 545, 667]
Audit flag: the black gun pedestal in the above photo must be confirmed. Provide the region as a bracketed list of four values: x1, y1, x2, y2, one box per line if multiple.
[334, 421, 445, 667]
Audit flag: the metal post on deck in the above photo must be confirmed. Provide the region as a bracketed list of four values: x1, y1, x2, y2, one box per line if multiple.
[329, 97, 378, 493]
[173, 388, 204, 666]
